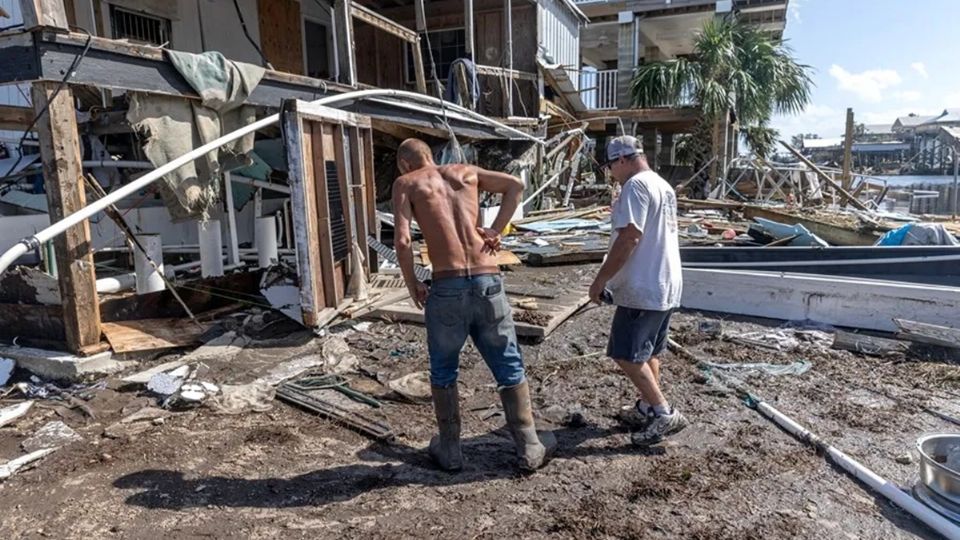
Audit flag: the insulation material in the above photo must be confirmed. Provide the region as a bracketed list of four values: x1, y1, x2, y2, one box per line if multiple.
[127, 51, 265, 221]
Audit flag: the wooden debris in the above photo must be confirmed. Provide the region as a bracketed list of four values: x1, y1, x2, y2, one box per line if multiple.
[832, 331, 909, 357]
[102, 318, 210, 354]
[370, 284, 591, 339]
[894, 319, 960, 350]
[420, 246, 521, 267]
[0, 401, 34, 429]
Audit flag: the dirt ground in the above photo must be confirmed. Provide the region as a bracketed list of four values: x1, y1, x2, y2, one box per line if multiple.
[1, 264, 958, 539]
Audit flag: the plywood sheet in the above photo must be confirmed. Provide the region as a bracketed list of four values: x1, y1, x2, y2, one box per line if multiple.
[257, 0, 304, 74]
[102, 318, 209, 354]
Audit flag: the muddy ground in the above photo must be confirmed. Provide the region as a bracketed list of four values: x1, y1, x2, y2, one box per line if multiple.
[1, 264, 958, 539]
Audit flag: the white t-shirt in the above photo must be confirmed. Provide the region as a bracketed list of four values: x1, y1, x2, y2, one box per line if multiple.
[606, 170, 683, 311]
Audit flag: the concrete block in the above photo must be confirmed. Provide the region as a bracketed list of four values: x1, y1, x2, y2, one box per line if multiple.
[0, 345, 123, 381]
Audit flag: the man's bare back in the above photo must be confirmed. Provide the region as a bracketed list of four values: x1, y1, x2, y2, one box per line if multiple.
[393, 138, 523, 308]
[395, 163, 494, 274]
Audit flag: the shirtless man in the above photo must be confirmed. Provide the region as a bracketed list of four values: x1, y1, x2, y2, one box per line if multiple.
[392, 138, 555, 472]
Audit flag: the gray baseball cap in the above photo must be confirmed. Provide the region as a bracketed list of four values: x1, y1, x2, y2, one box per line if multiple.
[604, 135, 643, 166]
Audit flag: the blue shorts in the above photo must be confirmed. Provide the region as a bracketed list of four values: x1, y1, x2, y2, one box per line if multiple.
[424, 274, 525, 388]
[606, 307, 673, 363]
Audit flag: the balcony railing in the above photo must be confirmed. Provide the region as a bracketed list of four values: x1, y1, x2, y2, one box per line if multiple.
[580, 69, 617, 110]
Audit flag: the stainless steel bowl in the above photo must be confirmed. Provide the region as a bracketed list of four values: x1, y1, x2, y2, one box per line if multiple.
[918, 434, 960, 504]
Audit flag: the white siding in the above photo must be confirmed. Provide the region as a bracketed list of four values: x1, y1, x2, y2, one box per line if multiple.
[0, 0, 29, 155]
[537, 0, 581, 89]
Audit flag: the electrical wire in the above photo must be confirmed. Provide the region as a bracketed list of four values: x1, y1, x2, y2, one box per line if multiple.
[232, 0, 273, 70]
[2, 29, 94, 190]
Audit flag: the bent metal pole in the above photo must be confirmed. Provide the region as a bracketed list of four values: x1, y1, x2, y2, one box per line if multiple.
[0, 89, 542, 276]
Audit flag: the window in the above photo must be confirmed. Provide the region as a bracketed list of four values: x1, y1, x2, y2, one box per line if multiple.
[304, 19, 331, 80]
[110, 6, 171, 46]
[406, 28, 467, 83]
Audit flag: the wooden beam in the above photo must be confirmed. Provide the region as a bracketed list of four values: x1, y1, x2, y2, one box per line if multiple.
[464, 0, 475, 60]
[841, 107, 854, 191]
[894, 319, 960, 350]
[832, 330, 909, 357]
[19, 0, 69, 30]
[412, 0, 430, 94]
[577, 107, 700, 124]
[31, 81, 102, 355]
[0, 105, 33, 131]
[475, 64, 538, 81]
[779, 140, 870, 211]
[334, 0, 358, 86]
[349, 1, 418, 42]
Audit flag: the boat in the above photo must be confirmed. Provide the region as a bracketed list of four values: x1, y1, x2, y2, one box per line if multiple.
[681, 245, 960, 287]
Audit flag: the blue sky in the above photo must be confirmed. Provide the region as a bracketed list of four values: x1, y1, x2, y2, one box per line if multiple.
[771, 0, 960, 139]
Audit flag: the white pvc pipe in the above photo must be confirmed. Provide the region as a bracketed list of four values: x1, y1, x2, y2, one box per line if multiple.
[754, 400, 960, 540]
[255, 216, 278, 268]
[97, 259, 198, 294]
[0, 89, 540, 276]
[133, 234, 165, 294]
[198, 220, 224, 278]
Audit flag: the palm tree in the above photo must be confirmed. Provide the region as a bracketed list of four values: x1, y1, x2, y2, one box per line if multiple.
[630, 17, 812, 194]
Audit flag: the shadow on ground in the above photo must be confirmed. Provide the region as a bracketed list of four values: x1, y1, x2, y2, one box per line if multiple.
[113, 424, 664, 510]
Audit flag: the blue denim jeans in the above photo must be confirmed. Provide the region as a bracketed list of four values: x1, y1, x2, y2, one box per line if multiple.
[424, 274, 525, 388]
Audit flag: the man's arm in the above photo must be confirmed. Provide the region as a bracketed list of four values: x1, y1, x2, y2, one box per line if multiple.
[392, 179, 428, 309]
[475, 166, 524, 252]
[589, 225, 641, 303]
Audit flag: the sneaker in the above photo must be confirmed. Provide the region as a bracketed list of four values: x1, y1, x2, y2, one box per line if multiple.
[617, 400, 655, 429]
[630, 409, 689, 447]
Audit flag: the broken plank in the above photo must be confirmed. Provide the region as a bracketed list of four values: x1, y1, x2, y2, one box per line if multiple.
[893, 319, 960, 350]
[832, 330, 909, 357]
[121, 359, 189, 385]
[101, 318, 210, 354]
[420, 246, 521, 267]
[371, 290, 590, 339]
[0, 401, 34, 428]
[741, 206, 879, 246]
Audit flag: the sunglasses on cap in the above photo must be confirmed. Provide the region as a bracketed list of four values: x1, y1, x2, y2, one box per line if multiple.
[601, 152, 637, 170]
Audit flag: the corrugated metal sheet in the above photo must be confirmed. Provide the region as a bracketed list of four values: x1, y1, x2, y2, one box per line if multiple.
[538, 0, 582, 90]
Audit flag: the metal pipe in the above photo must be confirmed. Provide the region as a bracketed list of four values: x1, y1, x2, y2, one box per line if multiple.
[229, 174, 291, 194]
[953, 148, 958, 220]
[1, 89, 543, 277]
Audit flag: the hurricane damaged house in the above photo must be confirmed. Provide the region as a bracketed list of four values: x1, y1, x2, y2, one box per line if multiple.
[0, 0, 591, 357]
[0, 0, 792, 359]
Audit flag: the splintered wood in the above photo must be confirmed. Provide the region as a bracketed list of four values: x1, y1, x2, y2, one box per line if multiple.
[371, 276, 591, 339]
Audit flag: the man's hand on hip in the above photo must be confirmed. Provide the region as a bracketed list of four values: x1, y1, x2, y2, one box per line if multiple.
[409, 281, 429, 310]
[476, 227, 502, 254]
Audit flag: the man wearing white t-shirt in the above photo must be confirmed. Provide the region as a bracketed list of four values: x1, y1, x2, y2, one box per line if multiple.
[588, 135, 688, 446]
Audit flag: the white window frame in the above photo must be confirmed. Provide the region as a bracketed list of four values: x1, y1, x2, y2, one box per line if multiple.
[302, 14, 335, 80]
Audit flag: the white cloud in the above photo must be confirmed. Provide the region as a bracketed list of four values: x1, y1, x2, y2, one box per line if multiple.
[946, 92, 960, 107]
[828, 65, 902, 103]
[804, 104, 836, 118]
[911, 62, 929, 79]
[789, 0, 803, 22]
[893, 90, 922, 103]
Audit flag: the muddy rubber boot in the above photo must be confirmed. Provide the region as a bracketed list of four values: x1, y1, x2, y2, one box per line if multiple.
[499, 381, 557, 472]
[428, 385, 463, 472]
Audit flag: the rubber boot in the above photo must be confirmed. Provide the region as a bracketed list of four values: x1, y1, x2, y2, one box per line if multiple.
[499, 381, 557, 472]
[428, 385, 463, 472]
